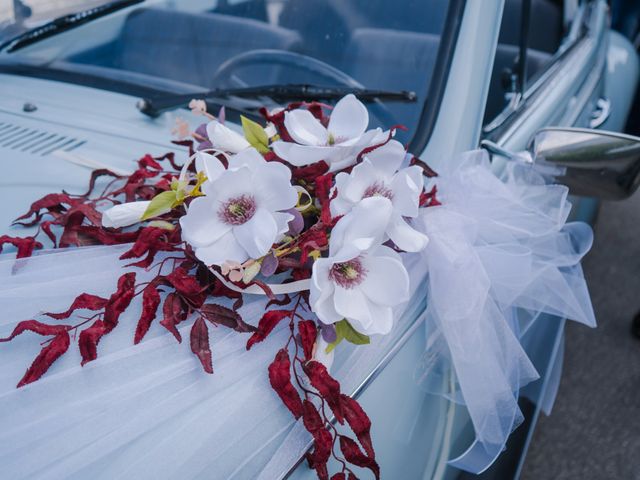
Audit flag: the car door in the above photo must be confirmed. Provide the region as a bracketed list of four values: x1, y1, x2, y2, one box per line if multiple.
[465, 1, 638, 478]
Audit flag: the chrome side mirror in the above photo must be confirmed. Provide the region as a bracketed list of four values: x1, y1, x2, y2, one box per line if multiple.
[531, 127, 640, 200]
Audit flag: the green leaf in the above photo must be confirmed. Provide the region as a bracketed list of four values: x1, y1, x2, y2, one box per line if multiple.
[141, 190, 177, 220]
[325, 319, 370, 353]
[241, 115, 270, 154]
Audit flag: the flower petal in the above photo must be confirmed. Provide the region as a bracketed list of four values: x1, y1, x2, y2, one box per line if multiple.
[272, 141, 331, 166]
[310, 259, 342, 325]
[227, 147, 266, 171]
[253, 162, 297, 212]
[364, 139, 406, 177]
[328, 94, 369, 141]
[390, 166, 424, 217]
[329, 197, 392, 255]
[179, 197, 231, 248]
[195, 230, 248, 266]
[232, 208, 278, 259]
[274, 211, 295, 237]
[284, 109, 328, 146]
[102, 201, 150, 228]
[333, 287, 374, 334]
[386, 213, 430, 252]
[206, 120, 250, 153]
[195, 152, 225, 182]
[360, 251, 410, 306]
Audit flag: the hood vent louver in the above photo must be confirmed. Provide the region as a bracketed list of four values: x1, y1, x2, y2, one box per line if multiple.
[0, 121, 87, 156]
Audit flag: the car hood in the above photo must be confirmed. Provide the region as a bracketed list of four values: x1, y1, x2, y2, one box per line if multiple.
[0, 74, 192, 235]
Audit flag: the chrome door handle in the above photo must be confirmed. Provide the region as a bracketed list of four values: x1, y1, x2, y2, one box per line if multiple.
[589, 97, 611, 128]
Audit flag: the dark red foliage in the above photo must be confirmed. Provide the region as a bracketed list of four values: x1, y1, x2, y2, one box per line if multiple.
[0, 235, 42, 258]
[13, 193, 76, 226]
[0, 319, 69, 341]
[120, 227, 179, 268]
[163, 268, 206, 307]
[291, 161, 330, 182]
[0, 320, 71, 388]
[160, 292, 188, 342]
[134, 285, 161, 344]
[200, 303, 255, 333]
[330, 474, 346, 480]
[77, 169, 123, 198]
[246, 310, 292, 350]
[138, 154, 163, 171]
[190, 316, 213, 374]
[410, 156, 439, 178]
[103, 272, 137, 331]
[340, 394, 374, 459]
[17, 332, 71, 388]
[420, 185, 441, 208]
[339, 436, 380, 479]
[78, 320, 107, 365]
[315, 173, 334, 226]
[302, 400, 333, 480]
[268, 349, 303, 418]
[45, 293, 108, 320]
[304, 361, 344, 423]
[298, 320, 317, 361]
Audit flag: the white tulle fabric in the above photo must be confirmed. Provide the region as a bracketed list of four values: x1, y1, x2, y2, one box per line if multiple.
[415, 150, 595, 473]
[0, 149, 595, 479]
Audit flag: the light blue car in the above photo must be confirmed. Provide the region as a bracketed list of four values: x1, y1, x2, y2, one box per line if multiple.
[0, 0, 637, 478]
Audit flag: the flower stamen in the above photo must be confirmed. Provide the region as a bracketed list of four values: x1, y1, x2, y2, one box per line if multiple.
[363, 181, 394, 201]
[218, 195, 256, 225]
[329, 257, 367, 289]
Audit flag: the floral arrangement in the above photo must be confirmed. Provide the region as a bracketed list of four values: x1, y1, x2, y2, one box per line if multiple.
[0, 94, 441, 479]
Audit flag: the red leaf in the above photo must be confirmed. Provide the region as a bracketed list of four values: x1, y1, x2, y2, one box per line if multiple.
[160, 292, 188, 342]
[410, 156, 439, 178]
[200, 304, 255, 333]
[304, 360, 344, 423]
[302, 400, 333, 480]
[339, 436, 380, 480]
[246, 310, 292, 350]
[298, 320, 317, 361]
[17, 331, 70, 388]
[164, 268, 205, 306]
[315, 173, 334, 226]
[268, 349, 303, 419]
[190, 316, 213, 374]
[45, 293, 108, 320]
[291, 161, 330, 182]
[134, 285, 161, 344]
[419, 185, 441, 208]
[341, 394, 375, 459]
[330, 474, 346, 480]
[0, 320, 69, 341]
[0, 235, 42, 258]
[78, 320, 108, 365]
[77, 169, 123, 198]
[138, 154, 163, 170]
[120, 227, 177, 268]
[13, 193, 75, 225]
[103, 272, 137, 331]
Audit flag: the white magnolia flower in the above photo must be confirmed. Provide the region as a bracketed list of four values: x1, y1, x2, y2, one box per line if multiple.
[310, 197, 410, 336]
[206, 120, 250, 153]
[331, 139, 429, 252]
[180, 148, 296, 266]
[272, 94, 387, 172]
[102, 201, 151, 228]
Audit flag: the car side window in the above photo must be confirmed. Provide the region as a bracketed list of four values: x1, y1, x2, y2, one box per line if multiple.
[483, 0, 566, 127]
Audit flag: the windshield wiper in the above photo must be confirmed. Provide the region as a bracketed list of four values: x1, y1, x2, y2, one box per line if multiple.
[0, 0, 143, 53]
[137, 84, 417, 118]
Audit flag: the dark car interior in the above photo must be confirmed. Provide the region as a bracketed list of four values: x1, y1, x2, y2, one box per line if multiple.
[484, 0, 565, 123]
[58, 0, 564, 135]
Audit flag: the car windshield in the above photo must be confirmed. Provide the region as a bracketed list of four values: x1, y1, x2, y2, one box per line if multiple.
[0, 0, 457, 143]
